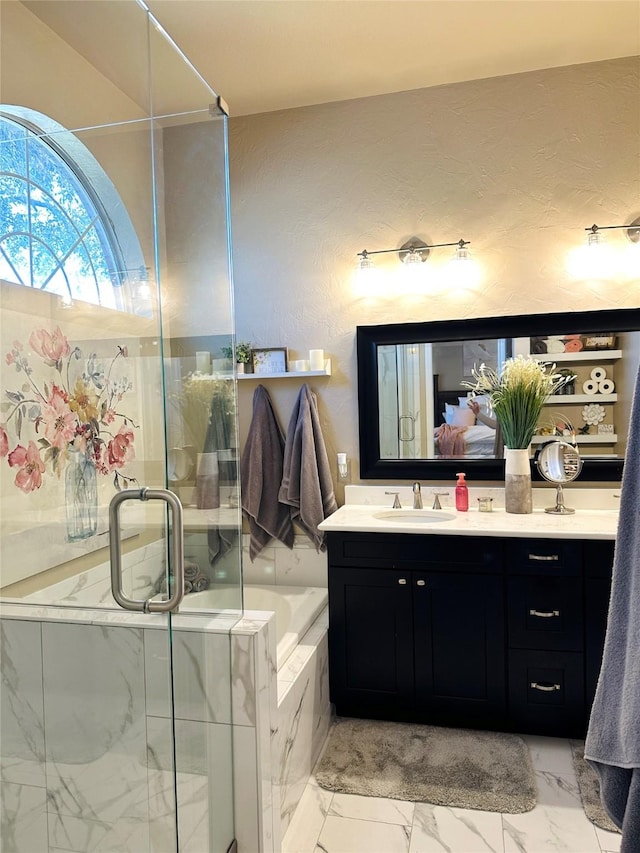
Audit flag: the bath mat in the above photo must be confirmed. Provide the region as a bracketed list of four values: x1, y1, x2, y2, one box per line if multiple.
[314, 717, 536, 813]
[570, 740, 621, 834]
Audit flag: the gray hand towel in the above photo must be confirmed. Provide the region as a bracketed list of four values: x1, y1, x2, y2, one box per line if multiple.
[278, 384, 338, 552]
[585, 358, 640, 850]
[241, 385, 294, 560]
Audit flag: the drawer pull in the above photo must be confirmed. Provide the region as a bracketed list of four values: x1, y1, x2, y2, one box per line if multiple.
[530, 681, 561, 692]
[528, 553, 559, 562]
[398, 578, 407, 585]
[529, 609, 560, 618]
[416, 580, 426, 587]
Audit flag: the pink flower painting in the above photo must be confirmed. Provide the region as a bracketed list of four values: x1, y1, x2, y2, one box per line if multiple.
[8, 441, 46, 493]
[2, 327, 137, 493]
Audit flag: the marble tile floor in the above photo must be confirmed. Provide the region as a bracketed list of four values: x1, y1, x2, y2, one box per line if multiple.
[281, 735, 622, 853]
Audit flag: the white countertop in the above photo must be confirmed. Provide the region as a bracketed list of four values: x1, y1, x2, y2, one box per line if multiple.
[318, 485, 619, 539]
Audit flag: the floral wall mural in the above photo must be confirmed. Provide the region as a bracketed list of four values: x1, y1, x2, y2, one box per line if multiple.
[2, 324, 139, 541]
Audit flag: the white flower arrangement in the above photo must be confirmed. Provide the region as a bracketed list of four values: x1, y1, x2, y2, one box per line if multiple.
[462, 356, 570, 449]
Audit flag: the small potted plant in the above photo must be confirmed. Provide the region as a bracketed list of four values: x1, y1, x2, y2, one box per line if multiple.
[221, 342, 253, 373]
[235, 342, 252, 374]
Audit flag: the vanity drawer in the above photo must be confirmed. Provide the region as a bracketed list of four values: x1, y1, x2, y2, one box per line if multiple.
[508, 576, 584, 651]
[327, 532, 503, 571]
[508, 649, 585, 737]
[506, 539, 582, 577]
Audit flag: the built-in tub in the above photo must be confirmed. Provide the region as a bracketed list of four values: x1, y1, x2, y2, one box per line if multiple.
[183, 584, 328, 670]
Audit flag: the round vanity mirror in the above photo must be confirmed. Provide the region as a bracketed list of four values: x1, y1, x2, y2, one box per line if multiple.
[535, 440, 582, 514]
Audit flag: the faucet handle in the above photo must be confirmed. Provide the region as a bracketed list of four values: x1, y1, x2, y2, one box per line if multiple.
[385, 490, 402, 509]
[432, 491, 449, 510]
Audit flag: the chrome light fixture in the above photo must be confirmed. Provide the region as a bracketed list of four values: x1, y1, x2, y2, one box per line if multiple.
[356, 236, 480, 291]
[357, 236, 471, 268]
[568, 218, 640, 280]
[585, 220, 640, 243]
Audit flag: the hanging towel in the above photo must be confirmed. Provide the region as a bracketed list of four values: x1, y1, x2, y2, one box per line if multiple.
[279, 384, 337, 552]
[585, 358, 640, 852]
[201, 385, 236, 564]
[241, 385, 294, 560]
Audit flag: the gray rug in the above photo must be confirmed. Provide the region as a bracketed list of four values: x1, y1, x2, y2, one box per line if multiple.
[314, 717, 536, 813]
[570, 740, 621, 834]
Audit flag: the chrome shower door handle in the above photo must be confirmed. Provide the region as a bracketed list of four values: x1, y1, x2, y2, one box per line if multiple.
[110, 488, 185, 613]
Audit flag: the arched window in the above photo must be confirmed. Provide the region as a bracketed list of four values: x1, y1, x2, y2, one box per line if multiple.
[0, 107, 148, 313]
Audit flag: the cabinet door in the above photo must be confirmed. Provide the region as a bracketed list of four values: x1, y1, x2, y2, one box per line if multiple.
[413, 573, 506, 729]
[585, 577, 612, 710]
[328, 567, 414, 719]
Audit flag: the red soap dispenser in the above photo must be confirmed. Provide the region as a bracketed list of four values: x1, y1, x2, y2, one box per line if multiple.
[455, 472, 469, 512]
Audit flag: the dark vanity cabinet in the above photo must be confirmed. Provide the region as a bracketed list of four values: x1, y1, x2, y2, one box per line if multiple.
[327, 531, 614, 738]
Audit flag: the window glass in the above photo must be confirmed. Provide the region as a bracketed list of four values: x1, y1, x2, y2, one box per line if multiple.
[0, 111, 146, 313]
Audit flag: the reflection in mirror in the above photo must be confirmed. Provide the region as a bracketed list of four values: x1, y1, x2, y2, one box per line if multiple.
[535, 440, 583, 514]
[358, 309, 640, 481]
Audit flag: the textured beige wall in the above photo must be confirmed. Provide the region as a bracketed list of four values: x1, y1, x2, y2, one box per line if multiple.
[229, 57, 640, 491]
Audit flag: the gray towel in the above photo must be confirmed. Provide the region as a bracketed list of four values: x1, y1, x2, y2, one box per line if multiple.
[241, 385, 294, 560]
[585, 358, 640, 850]
[278, 384, 337, 552]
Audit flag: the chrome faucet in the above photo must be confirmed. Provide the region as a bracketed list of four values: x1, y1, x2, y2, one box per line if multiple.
[385, 490, 402, 509]
[412, 482, 423, 510]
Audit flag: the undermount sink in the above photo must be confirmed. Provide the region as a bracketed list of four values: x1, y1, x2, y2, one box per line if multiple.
[373, 510, 456, 523]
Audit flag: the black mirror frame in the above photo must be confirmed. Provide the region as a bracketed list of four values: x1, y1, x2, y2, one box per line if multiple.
[357, 307, 640, 482]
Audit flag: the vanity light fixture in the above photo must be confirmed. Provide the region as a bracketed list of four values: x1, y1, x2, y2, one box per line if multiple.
[357, 236, 471, 268]
[568, 219, 640, 280]
[584, 221, 640, 243]
[356, 235, 480, 292]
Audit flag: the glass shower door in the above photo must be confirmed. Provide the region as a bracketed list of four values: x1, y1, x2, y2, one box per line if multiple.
[0, 3, 240, 851]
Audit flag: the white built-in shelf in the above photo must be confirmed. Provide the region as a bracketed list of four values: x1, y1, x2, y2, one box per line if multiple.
[237, 359, 332, 380]
[531, 350, 621, 363]
[543, 393, 617, 404]
[532, 434, 618, 445]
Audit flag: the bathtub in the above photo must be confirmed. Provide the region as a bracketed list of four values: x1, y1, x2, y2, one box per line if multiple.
[183, 583, 328, 670]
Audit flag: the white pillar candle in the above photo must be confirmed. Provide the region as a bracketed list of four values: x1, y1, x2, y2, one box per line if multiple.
[196, 351, 210, 374]
[309, 349, 325, 371]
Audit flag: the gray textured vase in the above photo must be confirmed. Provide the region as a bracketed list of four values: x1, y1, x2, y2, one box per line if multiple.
[504, 448, 533, 514]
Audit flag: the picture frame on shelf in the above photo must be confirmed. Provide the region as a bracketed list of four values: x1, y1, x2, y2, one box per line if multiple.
[251, 347, 288, 374]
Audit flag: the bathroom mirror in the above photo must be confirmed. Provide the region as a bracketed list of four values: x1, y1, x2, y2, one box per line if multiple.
[535, 440, 583, 514]
[357, 307, 640, 482]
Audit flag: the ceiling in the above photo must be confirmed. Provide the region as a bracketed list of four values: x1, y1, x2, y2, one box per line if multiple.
[19, 0, 640, 118]
[144, 0, 640, 116]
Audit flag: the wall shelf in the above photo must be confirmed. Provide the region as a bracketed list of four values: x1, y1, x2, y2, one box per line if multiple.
[543, 393, 617, 404]
[531, 350, 621, 363]
[532, 434, 618, 445]
[237, 359, 332, 380]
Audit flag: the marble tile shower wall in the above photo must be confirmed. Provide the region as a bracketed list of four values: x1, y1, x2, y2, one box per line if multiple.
[0, 610, 245, 853]
[0, 593, 331, 852]
[242, 534, 328, 588]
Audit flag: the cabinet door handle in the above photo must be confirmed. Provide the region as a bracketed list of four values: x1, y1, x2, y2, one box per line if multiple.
[416, 579, 426, 587]
[529, 609, 560, 618]
[530, 681, 561, 692]
[528, 553, 559, 561]
[398, 578, 407, 585]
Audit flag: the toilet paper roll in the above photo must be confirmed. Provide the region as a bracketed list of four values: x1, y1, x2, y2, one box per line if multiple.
[599, 379, 615, 394]
[590, 366, 607, 381]
[582, 379, 599, 395]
